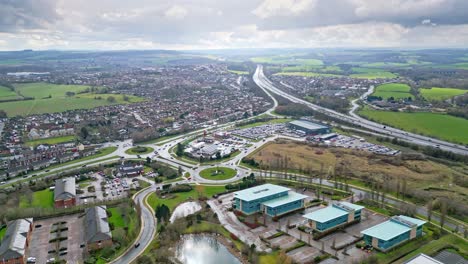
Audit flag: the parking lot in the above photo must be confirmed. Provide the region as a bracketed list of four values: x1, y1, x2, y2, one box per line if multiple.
[79, 173, 131, 204]
[312, 134, 400, 156]
[230, 124, 287, 140]
[27, 214, 85, 264]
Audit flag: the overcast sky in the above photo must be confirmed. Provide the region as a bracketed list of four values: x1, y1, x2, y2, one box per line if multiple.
[1, 0, 468, 51]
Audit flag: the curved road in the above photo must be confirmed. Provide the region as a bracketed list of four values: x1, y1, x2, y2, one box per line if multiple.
[254, 65, 468, 155]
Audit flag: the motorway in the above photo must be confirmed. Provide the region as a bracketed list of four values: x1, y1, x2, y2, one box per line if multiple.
[253, 65, 468, 155]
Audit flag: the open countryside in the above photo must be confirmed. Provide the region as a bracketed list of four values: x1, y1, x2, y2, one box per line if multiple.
[358, 109, 468, 144]
[0, 82, 144, 116]
[372, 83, 414, 100]
[420, 87, 467, 101]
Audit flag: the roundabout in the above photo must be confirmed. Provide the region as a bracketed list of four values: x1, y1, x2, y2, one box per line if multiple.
[124, 146, 154, 155]
[199, 167, 237, 180]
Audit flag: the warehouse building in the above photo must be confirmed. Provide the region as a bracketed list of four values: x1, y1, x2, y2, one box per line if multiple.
[233, 184, 307, 217]
[404, 254, 443, 264]
[0, 218, 33, 264]
[361, 215, 426, 252]
[303, 202, 364, 232]
[54, 177, 76, 208]
[288, 120, 331, 135]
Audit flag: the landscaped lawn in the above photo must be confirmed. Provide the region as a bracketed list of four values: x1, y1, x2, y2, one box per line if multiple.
[199, 167, 237, 180]
[0, 82, 144, 116]
[0, 226, 6, 240]
[420, 87, 467, 101]
[147, 185, 227, 211]
[125, 146, 154, 155]
[107, 207, 126, 228]
[19, 189, 54, 208]
[25, 135, 76, 147]
[358, 108, 468, 144]
[372, 83, 414, 99]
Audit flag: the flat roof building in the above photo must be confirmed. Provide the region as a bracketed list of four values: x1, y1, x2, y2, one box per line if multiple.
[233, 184, 307, 217]
[303, 202, 364, 233]
[0, 218, 33, 264]
[288, 120, 330, 135]
[404, 254, 443, 264]
[54, 177, 76, 208]
[361, 215, 426, 252]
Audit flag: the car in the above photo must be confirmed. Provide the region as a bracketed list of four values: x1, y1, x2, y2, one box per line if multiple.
[27, 257, 36, 263]
[82, 164, 87, 168]
[0, 181, 5, 185]
[134, 242, 140, 248]
[45, 170, 50, 172]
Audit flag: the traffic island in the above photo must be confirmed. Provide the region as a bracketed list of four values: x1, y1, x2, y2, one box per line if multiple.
[199, 167, 237, 180]
[125, 146, 154, 155]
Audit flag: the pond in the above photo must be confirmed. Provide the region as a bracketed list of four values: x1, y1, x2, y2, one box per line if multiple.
[176, 234, 241, 264]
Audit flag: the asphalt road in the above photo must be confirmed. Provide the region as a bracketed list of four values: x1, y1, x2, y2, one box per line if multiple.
[111, 186, 157, 264]
[253, 65, 468, 155]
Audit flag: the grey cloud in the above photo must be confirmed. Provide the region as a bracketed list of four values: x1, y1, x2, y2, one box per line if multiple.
[0, 0, 61, 32]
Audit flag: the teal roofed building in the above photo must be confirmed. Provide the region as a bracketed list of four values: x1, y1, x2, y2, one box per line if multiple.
[233, 184, 307, 217]
[303, 202, 364, 233]
[361, 215, 426, 252]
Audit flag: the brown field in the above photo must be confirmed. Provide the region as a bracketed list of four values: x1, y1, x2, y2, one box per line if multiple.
[247, 140, 468, 211]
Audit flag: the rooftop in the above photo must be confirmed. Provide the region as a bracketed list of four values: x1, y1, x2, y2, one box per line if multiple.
[54, 177, 76, 200]
[85, 205, 112, 243]
[404, 254, 443, 264]
[303, 206, 349, 223]
[234, 184, 290, 202]
[361, 215, 426, 241]
[289, 120, 328, 130]
[0, 218, 33, 260]
[262, 191, 307, 208]
[336, 201, 365, 211]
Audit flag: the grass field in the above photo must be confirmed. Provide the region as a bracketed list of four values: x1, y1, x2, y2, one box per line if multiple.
[25, 135, 76, 147]
[420, 87, 467, 101]
[274, 72, 342, 77]
[147, 185, 226, 211]
[246, 141, 467, 206]
[349, 71, 397, 79]
[125, 146, 154, 155]
[372, 83, 414, 99]
[251, 55, 323, 66]
[228, 70, 249, 75]
[199, 167, 237, 180]
[281, 65, 342, 73]
[0, 82, 144, 116]
[0, 85, 21, 101]
[19, 189, 54, 208]
[359, 108, 468, 144]
[107, 207, 126, 228]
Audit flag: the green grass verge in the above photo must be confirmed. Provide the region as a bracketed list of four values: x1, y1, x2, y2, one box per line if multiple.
[107, 207, 126, 228]
[358, 108, 468, 144]
[19, 189, 54, 208]
[199, 167, 237, 180]
[147, 185, 226, 211]
[0, 226, 6, 241]
[25, 135, 76, 147]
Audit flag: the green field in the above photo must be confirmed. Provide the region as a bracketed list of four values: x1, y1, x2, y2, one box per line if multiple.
[19, 189, 54, 208]
[25, 135, 76, 147]
[0, 85, 21, 101]
[228, 70, 249, 75]
[281, 65, 341, 73]
[0, 82, 144, 116]
[274, 72, 342, 78]
[359, 108, 468, 144]
[420, 87, 467, 101]
[236, 118, 292, 129]
[251, 55, 323, 66]
[199, 167, 237, 180]
[147, 185, 226, 211]
[349, 67, 398, 79]
[372, 83, 414, 99]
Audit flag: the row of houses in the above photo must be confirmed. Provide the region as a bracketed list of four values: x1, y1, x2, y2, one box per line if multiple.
[0, 206, 112, 264]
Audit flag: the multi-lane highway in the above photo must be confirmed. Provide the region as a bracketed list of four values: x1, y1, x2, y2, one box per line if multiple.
[253, 65, 468, 155]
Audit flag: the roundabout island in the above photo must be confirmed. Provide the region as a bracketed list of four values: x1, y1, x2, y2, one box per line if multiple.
[124, 146, 154, 155]
[199, 167, 237, 180]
